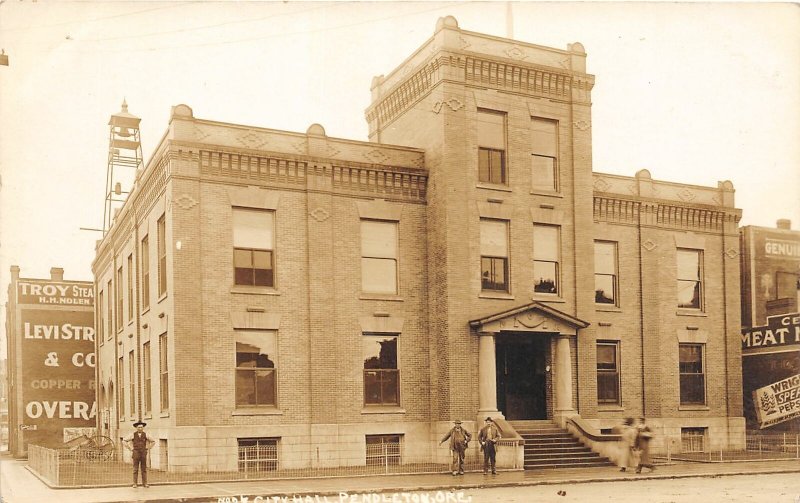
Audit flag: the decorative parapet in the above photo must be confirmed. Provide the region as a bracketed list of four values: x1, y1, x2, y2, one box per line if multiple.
[366, 16, 594, 133]
[593, 171, 741, 232]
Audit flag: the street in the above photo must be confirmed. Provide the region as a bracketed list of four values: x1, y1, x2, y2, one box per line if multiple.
[453, 473, 799, 503]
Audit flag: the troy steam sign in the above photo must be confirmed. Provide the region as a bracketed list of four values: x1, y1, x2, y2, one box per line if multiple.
[753, 374, 800, 428]
[741, 313, 800, 351]
[16, 279, 96, 449]
[17, 279, 94, 305]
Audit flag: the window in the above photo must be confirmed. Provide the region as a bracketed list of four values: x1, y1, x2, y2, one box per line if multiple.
[106, 280, 113, 340]
[98, 290, 104, 344]
[596, 341, 620, 405]
[143, 342, 151, 415]
[679, 343, 705, 405]
[366, 434, 402, 467]
[361, 220, 398, 294]
[681, 427, 706, 453]
[480, 219, 509, 292]
[232, 208, 275, 287]
[159, 333, 169, 411]
[116, 267, 123, 331]
[141, 235, 150, 310]
[157, 215, 167, 296]
[363, 334, 399, 405]
[533, 225, 560, 295]
[677, 249, 703, 309]
[117, 357, 124, 419]
[127, 254, 134, 321]
[477, 109, 506, 184]
[594, 241, 618, 305]
[128, 350, 136, 416]
[237, 438, 278, 472]
[235, 330, 277, 406]
[776, 271, 799, 300]
[531, 117, 558, 192]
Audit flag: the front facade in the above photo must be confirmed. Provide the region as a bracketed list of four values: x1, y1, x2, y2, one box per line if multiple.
[94, 16, 744, 472]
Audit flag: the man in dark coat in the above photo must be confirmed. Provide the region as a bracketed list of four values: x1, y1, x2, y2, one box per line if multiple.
[439, 420, 472, 475]
[634, 417, 655, 474]
[124, 421, 155, 487]
[478, 417, 502, 474]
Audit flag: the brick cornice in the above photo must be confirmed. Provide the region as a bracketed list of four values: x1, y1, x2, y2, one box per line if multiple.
[366, 50, 594, 129]
[593, 194, 741, 233]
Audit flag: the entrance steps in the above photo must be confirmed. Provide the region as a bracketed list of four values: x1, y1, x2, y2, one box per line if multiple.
[510, 420, 615, 469]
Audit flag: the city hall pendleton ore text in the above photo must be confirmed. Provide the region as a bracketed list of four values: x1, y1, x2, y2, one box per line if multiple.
[93, 17, 745, 472]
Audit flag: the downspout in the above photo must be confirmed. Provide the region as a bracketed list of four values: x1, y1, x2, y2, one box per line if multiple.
[637, 202, 646, 414]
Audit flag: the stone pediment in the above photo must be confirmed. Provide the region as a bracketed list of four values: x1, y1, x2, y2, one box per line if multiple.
[468, 301, 589, 336]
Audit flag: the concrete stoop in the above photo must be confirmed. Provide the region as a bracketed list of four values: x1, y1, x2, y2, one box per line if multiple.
[511, 420, 616, 469]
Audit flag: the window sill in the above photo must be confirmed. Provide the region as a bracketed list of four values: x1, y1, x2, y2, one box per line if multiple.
[532, 295, 565, 303]
[157, 293, 168, 304]
[676, 310, 707, 317]
[478, 292, 515, 301]
[141, 306, 151, 316]
[159, 411, 170, 418]
[230, 286, 280, 296]
[679, 405, 710, 411]
[232, 407, 283, 416]
[597, 405, 624, 412]
[595, 305, 622, 312]
[361, 406, 406, 415]
[143, 414, 152, 420]
[476, 183, 512, 192]
[529, 190, 563, 198]
[359, 294, 404, 302]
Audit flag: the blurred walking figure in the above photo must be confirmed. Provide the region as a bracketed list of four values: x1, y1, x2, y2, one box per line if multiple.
[617, 417, 637, 472]
[440, 420, 472, 475]
[478, 417, 502, 474]
[635, 417, 655, 473]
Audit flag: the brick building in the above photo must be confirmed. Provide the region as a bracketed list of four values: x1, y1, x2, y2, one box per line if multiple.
[94, 16, 745, 472]
[740, 220, 800, 432]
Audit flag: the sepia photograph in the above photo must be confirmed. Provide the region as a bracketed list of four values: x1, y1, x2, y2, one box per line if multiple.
[1, 2, 799, 502]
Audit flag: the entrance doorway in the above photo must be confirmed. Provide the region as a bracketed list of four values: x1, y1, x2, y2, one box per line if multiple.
[496, 334, 549, 420]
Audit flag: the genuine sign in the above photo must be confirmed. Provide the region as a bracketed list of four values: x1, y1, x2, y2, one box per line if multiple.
[753, 374, 800, 428]
[742, 313, 800, 351]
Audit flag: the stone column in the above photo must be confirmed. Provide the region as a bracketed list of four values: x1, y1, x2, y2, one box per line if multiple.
[554, 335, 576, 425]
[477, 332, 502, 419]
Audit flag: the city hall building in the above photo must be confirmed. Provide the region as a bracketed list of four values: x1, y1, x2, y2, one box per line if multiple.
[93, 16, 745, 472]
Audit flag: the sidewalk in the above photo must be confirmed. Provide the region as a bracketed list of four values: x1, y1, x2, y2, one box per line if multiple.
[2, 455, 799, 503]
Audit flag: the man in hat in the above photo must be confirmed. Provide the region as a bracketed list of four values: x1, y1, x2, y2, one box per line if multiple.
[439, 420, 471, 475]
[478, 417, 502, 474]
[124, 421, 155, 487]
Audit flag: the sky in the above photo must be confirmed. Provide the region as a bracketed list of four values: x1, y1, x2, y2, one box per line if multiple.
[1, 1, 799, 358]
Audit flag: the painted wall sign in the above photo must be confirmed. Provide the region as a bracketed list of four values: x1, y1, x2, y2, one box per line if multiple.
[741, 313, 800, 351]
[765, 238, 800, 258]
[18, 308, 96, 448]
[753, 374, 800, 428]
[16, 280, 94, 306]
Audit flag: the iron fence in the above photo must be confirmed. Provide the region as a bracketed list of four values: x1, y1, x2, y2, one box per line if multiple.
[667, 432, 800, 463]
[26, 441, 499, 488]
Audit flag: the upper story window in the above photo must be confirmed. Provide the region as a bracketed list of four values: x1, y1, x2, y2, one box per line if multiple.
[141, 235, 150, 310]
[679, 343, 705, 405]
[677, 249, 703, 309]
[106, 279, 113, 340]
[98, 290, 105, 344]
[594, 241, 618, 306]
[127, 254, 134, 321]
[363, 334, 399, 406]
[159, 332, 170, 411]
[233, 208, 275, 287]
[533, 224, 560, 295]
[143, 341, 151, 415]
[157, 215, 167, 297]
[115, 267, 123, 331]
[477, 109, 507, 185]
[531, 117, 558, 192]
[361, 220, 398, 294]
[235, 330, 277, 407]
[480, 219, 509, 293]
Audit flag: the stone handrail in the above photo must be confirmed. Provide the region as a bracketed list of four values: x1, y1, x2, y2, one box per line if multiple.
[565, 415, 625, 466]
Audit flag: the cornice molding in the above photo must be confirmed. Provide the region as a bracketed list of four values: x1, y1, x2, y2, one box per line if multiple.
[593, 195, 741, 233]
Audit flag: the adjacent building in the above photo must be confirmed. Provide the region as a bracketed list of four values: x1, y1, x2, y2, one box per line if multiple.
[5, 267, 96, 457]
[740, 220, 800, 432]
[93, 16, 745, 472]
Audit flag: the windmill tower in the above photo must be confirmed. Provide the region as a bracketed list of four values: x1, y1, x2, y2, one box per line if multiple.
[104, 100, 143, 235]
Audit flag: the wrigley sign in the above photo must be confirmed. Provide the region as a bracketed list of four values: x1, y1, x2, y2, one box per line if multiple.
[741, 313, 800, 351]
[753, 374, 800, 428]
